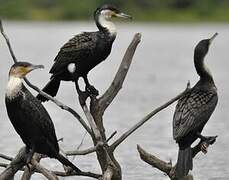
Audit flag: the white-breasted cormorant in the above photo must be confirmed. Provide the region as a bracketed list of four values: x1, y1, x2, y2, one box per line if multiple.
[173, 33, 218, 178]
[5, 62, 81, 173]
[36, 4, 132, 103]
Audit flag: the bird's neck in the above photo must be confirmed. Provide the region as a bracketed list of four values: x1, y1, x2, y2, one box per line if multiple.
[6, 76, 23, 99]
[95, 14, 117, 38]
[194, 54, 214, 83]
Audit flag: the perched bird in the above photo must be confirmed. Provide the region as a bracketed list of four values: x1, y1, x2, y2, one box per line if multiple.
[173, 33, 218, 178]
[37, 4, 132, 103]
[5, 62, 81, 173]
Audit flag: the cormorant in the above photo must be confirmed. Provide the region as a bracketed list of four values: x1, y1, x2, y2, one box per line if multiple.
[173, 33, 218, 178]
[37, 4, 132, 103]
[5, 62, 81, 173]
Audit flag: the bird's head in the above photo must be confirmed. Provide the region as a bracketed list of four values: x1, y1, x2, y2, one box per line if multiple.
[9, 62, 44, 78]
[94, 4, 132, 21]
[194, 33, 218, 59]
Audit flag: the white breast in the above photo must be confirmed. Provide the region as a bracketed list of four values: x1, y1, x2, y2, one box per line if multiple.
[6, 76, 22, 99]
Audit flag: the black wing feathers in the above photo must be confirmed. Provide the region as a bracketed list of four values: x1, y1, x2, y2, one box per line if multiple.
[21, 86, 59, 153]
[173, 88, 218, 141]
[50, 32, 97, 74]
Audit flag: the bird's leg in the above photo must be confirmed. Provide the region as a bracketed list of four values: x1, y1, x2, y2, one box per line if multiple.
[25, 147, 35, 171]
[83, 75, 99, 96]
[75, 81, 88, 105]
[196, 132, 217, 154]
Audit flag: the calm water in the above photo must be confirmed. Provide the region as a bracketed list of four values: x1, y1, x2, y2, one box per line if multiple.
[0, 22, 229, 180]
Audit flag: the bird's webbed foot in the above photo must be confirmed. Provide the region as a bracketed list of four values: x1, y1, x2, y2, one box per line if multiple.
[197, 133, 217, 154]
[86, 85, 99, 97]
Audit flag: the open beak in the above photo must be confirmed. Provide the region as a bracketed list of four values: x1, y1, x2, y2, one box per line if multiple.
[115, 12, 132, 19]
[209, 32, 218, 44]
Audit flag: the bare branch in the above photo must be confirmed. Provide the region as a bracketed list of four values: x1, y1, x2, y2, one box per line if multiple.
[21, 153, 43, 180]
[0, 19, 92, 136]
[66, 145, 99, 156]
[0, 154, 13, 161]
[111, 85, 191, 151]
[106, 131, 117, 143]
[32, 160, 59, 180]
[0, 150, 100, 179]
[0, 147, 27, 180]
[102, 167, 113, 180]
[82, 104, 102, 141]
[0, 20, 17, 63]
[137, 136, 217, 180]
[98, 33, 141, 112]
[137, 145, 172, 175]
[52, 170, 101, 179]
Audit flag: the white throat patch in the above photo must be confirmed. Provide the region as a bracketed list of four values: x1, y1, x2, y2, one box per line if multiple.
[99, 10, 117, 36]
[203, 61, 212, 77]
[6, 76, 23, 99]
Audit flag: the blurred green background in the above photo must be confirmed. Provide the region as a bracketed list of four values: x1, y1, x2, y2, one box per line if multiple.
[0, 0, 229, 22]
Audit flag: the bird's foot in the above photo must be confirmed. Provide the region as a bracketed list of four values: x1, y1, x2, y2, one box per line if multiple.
[200, 135, 217, 154]
[26, 163, 31, 171]
[78, 91, 89, 106]
[86, 85, 99, 97]
[25, 155, 32, 172]
[200, 142, 208, 154]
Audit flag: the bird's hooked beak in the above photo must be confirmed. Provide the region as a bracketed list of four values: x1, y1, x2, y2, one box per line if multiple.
[209, 32, 218, 45]
[115, 12, 132, 19]
[28, 64, 44, 72]
[21, 64, 44, 77]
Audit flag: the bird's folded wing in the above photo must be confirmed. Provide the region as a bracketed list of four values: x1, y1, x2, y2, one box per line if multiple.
[173, 89, 217, 141]
[50, 32, 97, 74]
[21, 87, 59, 151]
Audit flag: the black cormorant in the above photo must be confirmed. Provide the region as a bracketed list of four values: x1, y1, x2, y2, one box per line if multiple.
[173, 33, 218, 178]
[37, 4, 132, 103]
[5, 62, 81, 173]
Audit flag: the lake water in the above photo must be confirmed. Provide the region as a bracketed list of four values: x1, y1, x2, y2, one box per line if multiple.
[0, 22, 229, 180]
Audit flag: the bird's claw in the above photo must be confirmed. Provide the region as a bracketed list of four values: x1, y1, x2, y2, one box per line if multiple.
[201, 142, 208, 154]
[200, 135, 217, 154]
[86, 85, 99, 96]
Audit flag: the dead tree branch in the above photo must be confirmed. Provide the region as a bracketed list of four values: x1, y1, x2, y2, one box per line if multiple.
[66, 143, 102, 156]
[0, 149, 101, 179]
[0, 147, 27, 180]
[83, 33, 141, 180]
[98, 33, 142, 113]
[0, 154, 13, 161]
[53, 170, 101, 178]
[137, 136, 217, 180]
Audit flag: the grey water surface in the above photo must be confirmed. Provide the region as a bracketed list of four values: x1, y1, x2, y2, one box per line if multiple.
[0, 22, 229, 180]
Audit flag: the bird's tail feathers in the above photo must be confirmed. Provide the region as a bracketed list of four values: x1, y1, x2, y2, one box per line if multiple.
[176, 147, 193, 178]
[56, 153, 81, 173]
[36, 78, 60, 102]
